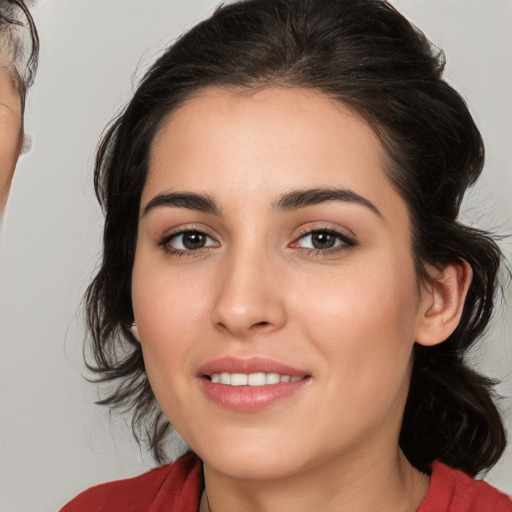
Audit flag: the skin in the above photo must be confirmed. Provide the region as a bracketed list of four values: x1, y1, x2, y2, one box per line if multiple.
[0, 67, 23, 212]
[131, 87, 471, 512]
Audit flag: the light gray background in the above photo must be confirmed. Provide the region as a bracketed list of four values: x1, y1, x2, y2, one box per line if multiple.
[0, 1, 511, 511]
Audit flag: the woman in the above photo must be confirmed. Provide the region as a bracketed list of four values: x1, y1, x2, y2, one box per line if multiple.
[0, 0, 38, 214]
[61, 0, 512, 510]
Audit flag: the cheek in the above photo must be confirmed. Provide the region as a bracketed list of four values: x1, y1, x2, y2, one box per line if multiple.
[131, 257, 210, 390]
[132, 250, 209, 331]
[131, 264, 223, 446]
[295, 251, 420, 397]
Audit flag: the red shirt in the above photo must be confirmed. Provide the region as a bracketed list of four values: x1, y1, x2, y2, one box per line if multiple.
[418, 460, 511, 512]
[60, 453, 512, 511]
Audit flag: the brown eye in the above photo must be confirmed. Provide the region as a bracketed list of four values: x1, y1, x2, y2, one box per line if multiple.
[295, 229, 355, 251]
[166, 230, 217, 251]
[182, 232, 207, 250]
[310, 231, 337, 249]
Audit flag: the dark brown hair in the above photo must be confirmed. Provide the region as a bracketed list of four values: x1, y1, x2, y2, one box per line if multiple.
[85, 0, 507, 473]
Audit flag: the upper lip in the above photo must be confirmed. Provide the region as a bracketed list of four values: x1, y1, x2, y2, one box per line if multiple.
[198, 356, 309, 378]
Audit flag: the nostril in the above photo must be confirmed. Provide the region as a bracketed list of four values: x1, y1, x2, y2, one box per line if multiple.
[252, 321, 270, 328]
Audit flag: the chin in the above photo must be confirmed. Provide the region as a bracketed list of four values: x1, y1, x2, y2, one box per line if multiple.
[184, 423, 333, 482]
[203, 447, 310, 482]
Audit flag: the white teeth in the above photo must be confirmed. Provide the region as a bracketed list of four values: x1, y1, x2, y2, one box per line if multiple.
[266, 373, 280, 384]
[248, 372, 266, 386]
[209, 372, 302, 386]
[230, 373, 248, 386]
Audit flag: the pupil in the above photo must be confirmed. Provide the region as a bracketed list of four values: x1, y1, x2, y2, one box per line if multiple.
[183, 232, 205, 250]
[312, 232, 335, 249]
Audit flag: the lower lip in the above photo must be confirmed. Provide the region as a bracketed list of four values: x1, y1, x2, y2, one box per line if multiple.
[200, 378, 309, 412]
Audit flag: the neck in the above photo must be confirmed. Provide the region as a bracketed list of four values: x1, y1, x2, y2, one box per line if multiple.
[201, 448, 429, 512]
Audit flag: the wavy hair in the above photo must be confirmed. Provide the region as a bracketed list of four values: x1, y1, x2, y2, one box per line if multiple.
[85, 0, 507, 472]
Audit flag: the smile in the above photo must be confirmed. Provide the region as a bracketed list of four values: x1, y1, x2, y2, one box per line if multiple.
[199, 357, 310, 411]
[209, 372, 303, 386]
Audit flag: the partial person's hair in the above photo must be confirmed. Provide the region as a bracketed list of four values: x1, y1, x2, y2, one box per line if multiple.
[0, 0, 39, 107]
[85, 0, 507, 474]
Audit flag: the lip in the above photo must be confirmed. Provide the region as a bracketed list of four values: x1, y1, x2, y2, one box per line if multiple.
[198, 356, 311, 412]
[198, 356, 308, 377]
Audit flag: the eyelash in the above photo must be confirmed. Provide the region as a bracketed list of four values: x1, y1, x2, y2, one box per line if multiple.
[159, 228, 218, 257]
[291, 227, 356, 257]
[158, 227, 356, 258]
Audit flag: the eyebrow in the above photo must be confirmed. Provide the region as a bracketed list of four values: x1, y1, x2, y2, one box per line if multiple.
[143, 192, 221, 217]
[142, 187, 382, 218]
[274, 188, 382, 217]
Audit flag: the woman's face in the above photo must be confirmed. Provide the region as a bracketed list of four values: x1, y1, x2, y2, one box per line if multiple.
[132, 87, 430, 480]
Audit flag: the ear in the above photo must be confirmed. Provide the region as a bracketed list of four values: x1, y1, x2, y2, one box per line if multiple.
[415, 260, 472, 347]
[129, 321, 141, 342]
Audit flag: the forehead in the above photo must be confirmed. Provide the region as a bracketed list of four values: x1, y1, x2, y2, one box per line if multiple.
[144, 86, 404, 221]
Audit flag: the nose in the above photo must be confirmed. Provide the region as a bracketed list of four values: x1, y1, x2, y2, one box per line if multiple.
[211, 247, 287, 339]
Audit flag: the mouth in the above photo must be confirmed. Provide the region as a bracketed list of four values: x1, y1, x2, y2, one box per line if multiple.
[206, 372, 303, 386]
[198, 357, 310, 411]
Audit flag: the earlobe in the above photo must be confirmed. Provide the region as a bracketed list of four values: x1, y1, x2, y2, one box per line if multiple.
[130, 321, 141, 342]
[415, 260, 472, 347]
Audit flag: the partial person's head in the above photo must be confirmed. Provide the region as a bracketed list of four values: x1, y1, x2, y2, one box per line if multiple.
[86, 0, 505, 477]
[0, 0, 38, 211]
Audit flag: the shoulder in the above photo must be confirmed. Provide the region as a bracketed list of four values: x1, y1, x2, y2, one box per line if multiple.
[418, 460, 512, 512]
[59, 452, 203, 512]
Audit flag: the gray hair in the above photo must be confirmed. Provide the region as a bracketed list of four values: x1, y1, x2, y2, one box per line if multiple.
[0, 0, 39, 103]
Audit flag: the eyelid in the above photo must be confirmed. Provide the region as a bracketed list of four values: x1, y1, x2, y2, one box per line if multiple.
[158, 224, 220, 255]
[289, 224, 357, 253]
[294, 222, 356, 239]
[155, 222, 356, 258]
[167, 231, 218, 249]
[159, 223, 218, 240]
